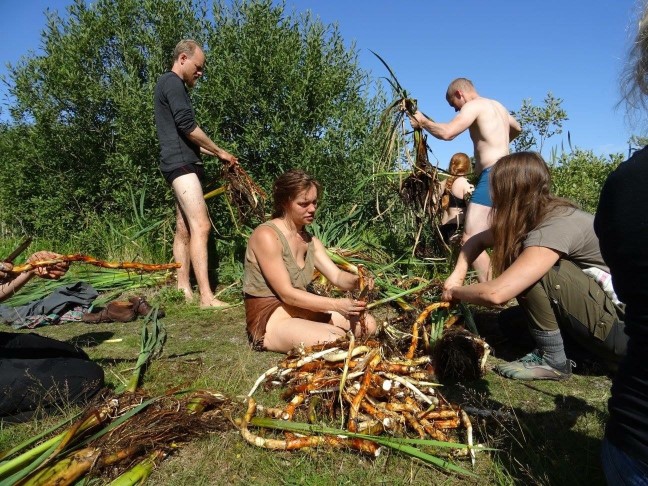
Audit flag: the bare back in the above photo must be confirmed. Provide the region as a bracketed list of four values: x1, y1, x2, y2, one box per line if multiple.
[441, 176, 473, 225]
[465, 97, 515, 173]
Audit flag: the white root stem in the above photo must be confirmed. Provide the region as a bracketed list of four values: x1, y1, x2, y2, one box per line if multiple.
[247, 366, 278, 397]
[378, 372, 435, 405]
[249, 348, 344, 397]
[386, 356, 432, 366]
[338, 332, 356, 427]
[324, 345, 370, 362]
[460, 409, 475, 467]
[279, 348, 341, 376]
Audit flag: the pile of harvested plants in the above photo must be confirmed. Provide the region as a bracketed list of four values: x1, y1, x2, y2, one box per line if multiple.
[0, 310, 234, 485]
[0, 390, 233, 485]
[240, 301, 492, 478]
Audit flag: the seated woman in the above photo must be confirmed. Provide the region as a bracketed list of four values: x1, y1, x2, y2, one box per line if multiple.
[442, 152, 626, 380]
[439, 152, 474, 244]
[244, 170, 377, 353]
[0, 252, 104, 422]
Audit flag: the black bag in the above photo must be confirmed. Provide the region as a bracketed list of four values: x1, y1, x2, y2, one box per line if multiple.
[0, 332, 104, 423]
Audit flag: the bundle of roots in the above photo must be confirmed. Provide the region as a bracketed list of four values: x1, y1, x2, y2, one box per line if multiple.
[382, 302, 490, 383]
[9, 254, 181, 275]
[221, 162, 267, 222]
[399, 130, 443, 221]
[244, 331, 474, 458]
[432, 328, 491, 382]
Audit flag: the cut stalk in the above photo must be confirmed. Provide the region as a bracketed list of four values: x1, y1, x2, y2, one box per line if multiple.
[203, 185, 227, 201]
[107, 450, 167, 486]
[20, 447, 102, 486]
[366, 282, 429, 310]
[406, 302, 451, 359]
[0, 401, 116, 484]
[124, 306, 167, 393]
[0, 414, 77, 462]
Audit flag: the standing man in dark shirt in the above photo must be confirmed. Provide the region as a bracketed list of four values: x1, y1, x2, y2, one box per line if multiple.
[595, 4, 648, 483]
[154, 39, 237, 308]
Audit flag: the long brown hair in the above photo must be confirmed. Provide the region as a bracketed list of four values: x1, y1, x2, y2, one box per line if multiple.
[272, 170, 322, 218]
[489, 152, 577, 276]
[441, 152, 471, 211]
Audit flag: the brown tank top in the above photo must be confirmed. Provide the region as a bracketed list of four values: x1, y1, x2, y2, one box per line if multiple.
[243, 221, 316, 297]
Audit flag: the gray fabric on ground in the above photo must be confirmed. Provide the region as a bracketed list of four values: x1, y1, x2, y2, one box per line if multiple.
[0, 281, 98, 328]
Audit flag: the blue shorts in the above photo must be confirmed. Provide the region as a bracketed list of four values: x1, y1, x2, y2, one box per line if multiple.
[471, 167, 492, 207]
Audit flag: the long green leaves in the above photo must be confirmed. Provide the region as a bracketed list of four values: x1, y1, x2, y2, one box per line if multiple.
[1, 268, 173, 308]
[107, 450, 165, 486]
[370, 49, 408, 99]
[124, 306, 167, 393]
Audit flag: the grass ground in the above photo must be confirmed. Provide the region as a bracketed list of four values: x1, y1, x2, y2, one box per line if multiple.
[0, 290, 612, 485]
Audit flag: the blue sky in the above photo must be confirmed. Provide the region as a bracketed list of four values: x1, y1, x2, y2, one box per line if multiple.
[0, 0, 641, 168]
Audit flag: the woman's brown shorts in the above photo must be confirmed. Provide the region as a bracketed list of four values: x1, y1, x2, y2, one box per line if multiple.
[245, 295, 283, 351]
[244, 295, 331, 351]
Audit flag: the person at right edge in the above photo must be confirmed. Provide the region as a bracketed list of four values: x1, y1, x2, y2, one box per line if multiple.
[154, 39, 238, 308]
[596, 2, 648, 482]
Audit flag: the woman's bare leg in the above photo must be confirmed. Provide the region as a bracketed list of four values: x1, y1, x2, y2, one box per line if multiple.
[329, 312, 377, 338]
[263, 306, 377, 353]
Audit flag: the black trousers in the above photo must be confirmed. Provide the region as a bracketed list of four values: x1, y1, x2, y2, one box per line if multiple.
[0, 332, 104, 422]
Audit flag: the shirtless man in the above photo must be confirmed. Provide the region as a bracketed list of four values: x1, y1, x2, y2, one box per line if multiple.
[154, 40, 238, 308]
[408, 78, 521, 281]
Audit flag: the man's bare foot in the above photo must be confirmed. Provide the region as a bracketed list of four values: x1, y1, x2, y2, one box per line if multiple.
[200, 297, 229, 309]
[179, 286, 194, 302]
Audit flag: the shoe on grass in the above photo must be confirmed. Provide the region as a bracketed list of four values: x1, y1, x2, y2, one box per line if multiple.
[494, 351, 572, 381]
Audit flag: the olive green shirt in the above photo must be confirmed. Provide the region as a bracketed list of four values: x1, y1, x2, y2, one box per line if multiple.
[243, 221, 315, 297]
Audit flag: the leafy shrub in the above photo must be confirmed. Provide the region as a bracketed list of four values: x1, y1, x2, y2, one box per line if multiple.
[550, 149, 623, 214]
[0, 0, 386, 261]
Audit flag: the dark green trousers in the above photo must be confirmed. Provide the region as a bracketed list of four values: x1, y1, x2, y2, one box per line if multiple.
[517, 259, 627, 363]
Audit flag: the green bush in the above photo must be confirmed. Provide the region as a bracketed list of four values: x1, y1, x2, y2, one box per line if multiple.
[550, 149, 623, 214]
[0, 0, 386, 260]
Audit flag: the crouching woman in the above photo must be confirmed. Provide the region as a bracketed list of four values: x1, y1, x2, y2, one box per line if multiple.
[243, 170, 376, 353]
[442, 152, 626, 380]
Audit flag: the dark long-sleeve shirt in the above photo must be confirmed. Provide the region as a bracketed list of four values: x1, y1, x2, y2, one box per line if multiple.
[153, 72, 201, 172]
[595, 145, 648, 465]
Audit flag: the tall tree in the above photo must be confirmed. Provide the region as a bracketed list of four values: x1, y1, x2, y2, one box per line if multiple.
[512, 92, 568, 154]
[202, 0, 383, 217]
[551, 149, 622, 214]
[0, 0, 383, 246]
[0, 0, 206, 240]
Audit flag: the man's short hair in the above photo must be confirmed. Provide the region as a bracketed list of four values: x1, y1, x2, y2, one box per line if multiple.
[173, 39, 200, 61]
[446, 78, 475, 98]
